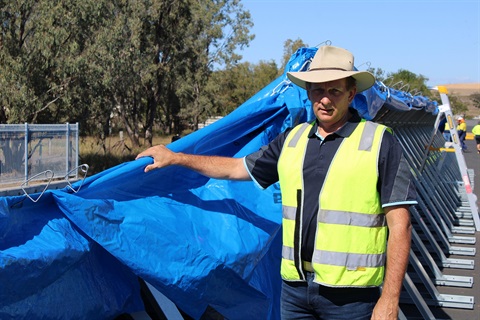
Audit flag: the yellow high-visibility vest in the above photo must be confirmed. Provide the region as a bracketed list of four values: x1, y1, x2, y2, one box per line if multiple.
[472, 125, 480, 136]
[278, 120, 388, 287]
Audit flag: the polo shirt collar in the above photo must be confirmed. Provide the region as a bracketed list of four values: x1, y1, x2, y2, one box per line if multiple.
[308, 108, 362, 138]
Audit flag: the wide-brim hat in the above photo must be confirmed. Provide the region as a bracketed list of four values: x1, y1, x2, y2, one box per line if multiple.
[287, 46, 375, 93]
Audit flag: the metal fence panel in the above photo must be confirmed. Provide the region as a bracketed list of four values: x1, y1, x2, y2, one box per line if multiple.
[0, 123, 79, 186]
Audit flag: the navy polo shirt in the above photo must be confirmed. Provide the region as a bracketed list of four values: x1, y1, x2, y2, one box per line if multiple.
[244, 109, 417, 262]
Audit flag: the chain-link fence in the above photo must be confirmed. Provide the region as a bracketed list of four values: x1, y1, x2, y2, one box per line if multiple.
[0, 123, 79, 187]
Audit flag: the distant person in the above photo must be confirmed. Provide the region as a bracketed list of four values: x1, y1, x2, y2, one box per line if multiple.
[438, 115, 447, 134]
[456, 117, 467, 151]
[137, 45, 416, 320]
[443, 119, 452, 142]
[471, 121, 480, 154]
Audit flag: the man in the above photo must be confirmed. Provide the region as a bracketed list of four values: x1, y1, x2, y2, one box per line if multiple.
[472, 120, 480, 154]
[456, 116, 467, 151]
[136, 45, 416, 320]
[443, 118, 452, 142]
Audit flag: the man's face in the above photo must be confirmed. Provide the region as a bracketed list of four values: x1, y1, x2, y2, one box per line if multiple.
[307, 78, 356, 127]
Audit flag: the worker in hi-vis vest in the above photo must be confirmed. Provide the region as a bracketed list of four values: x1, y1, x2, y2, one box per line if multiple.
[137, 45, 416, 320]
[471, 121, 480, 154]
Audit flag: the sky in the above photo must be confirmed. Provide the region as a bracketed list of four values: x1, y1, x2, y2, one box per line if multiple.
[239, 0, 480, 86]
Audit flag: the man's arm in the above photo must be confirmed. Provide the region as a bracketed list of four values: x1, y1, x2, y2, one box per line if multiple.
[136, 144, 251, 180]
[372, 205, 412, 320]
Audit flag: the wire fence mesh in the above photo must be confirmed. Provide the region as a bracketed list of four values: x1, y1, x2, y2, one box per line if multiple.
[0, 123, 79, 187]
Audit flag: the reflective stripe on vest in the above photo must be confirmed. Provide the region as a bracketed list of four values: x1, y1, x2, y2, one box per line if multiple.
[278, 122, 311, 281]
[278, 120, 388, 287]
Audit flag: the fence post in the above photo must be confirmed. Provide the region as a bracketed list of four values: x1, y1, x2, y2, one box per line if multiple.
[24, 122, 29, 184]
[65, 122, 70, 177]
[75, 122, 79, 180]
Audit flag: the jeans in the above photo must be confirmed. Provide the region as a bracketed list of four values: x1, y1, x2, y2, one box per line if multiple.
[443, 131, 451, 142]
[281, 272, 379, 320]
[458, 130, 467, 150]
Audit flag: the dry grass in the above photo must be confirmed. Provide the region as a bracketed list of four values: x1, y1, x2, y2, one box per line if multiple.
[438, 83, 480, 118]
[80, 135, 172, 155]
[79, 134, 174, 175]
[441, 83, 480, 96]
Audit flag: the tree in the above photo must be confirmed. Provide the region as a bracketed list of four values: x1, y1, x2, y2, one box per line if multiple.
[448, 95, 468, 116]
[0, 0, 117, 169]
[207, 60, 278, 117]
[471, 93, 480, 109]
[367, 67, 387, 83]
[1, 0, 255, 149]
[384, 69, 429, 95]
[174, 0, 254, 133]
[0, 0, 135, 148]
[280, 38, 308, 74]
[1, 1, 65, 124]
[382, 69, 436, 101]
[253, 60, 279, 89]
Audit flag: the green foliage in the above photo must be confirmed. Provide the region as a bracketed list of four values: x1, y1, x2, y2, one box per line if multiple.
[367, 67, 387, 82]
[280, 38, 309, 74]
[1, 0, 253, 147]
[471, 93, 480, 109]
[448, 95, 469, 115]
[2, 3, 454, 152]
[383, 69, 432, 98]
[174, 0, 254, 133]
[208, 60, 278, 116]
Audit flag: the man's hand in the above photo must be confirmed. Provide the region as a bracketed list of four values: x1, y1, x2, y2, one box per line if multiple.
[136, 145, 250, 180]
[136, 145, 176, 173]
[371, 205, 411, 320]
[371, 295, 398, 319]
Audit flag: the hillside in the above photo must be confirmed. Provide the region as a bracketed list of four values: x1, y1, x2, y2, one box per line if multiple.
[439, 83, 480, 118]
[441, 83, 480, 96]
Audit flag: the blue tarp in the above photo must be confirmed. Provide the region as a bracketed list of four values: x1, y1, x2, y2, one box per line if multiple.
[0, 47, 438, 319]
